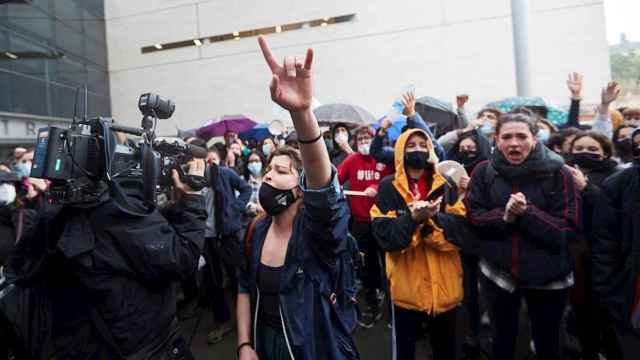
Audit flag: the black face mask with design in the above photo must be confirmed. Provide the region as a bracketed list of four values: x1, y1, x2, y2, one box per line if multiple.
[404, 151, 430, 169]
[259, 182, 297, 216]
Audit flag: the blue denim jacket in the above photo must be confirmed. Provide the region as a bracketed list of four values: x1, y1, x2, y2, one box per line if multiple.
[238, 168, 359, 360]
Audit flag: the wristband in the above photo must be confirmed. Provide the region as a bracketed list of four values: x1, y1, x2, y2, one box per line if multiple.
[237, 342, 252, 357]
[297, 132, 322, 144]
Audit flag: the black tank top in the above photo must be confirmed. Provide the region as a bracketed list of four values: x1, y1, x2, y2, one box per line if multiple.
[258, 262, 284, 331]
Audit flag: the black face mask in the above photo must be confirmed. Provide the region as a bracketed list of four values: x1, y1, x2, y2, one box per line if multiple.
[565, 152, 603, 170]
[456, 151, 478, 166]
[259, 182, 297, 216]
[404, 151, 430, 169]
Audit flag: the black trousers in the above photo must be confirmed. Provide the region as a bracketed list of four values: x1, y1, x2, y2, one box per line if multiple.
[483, 275, 568, 360]
[394, 305, 459, 360]
[611, 314, 640, 360]
[350, 221, 382, 308]
[461, 253, 481, 343]
[202, 236, 237, 324]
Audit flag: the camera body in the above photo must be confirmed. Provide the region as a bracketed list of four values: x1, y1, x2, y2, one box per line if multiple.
[29, 93, 206, 207]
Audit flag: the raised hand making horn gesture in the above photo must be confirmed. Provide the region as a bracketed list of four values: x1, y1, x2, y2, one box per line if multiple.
[258, 36, 330, 188]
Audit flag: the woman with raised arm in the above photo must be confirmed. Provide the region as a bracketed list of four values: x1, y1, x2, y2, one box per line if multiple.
[235, 36, 359, 360]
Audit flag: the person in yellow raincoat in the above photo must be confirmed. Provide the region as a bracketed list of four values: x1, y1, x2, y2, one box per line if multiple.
[370, 128, 465, 360]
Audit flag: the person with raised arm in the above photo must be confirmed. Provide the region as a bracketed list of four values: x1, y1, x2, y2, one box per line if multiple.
[235, 36, 359, 360]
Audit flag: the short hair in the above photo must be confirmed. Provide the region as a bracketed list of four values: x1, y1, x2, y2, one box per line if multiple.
[570, 130, 614, 159]
[267, 146, 302, 174]
[477, 107, 503, 119]
[495, 113, 538, 136]
[353, 125, 374, 138]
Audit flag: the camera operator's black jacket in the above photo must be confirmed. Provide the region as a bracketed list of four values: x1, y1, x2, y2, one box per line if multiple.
[592, 165, 640, 324]
[3, 185, 207, 359]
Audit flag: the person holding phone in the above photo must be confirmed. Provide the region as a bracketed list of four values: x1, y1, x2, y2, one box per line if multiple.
[370, 128, 466, 360]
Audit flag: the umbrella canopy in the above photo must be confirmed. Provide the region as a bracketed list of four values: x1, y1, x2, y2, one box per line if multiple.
[415, 96, 460, 138]
[239, 123, 272, 142]
[313, 103, 376, 128]
[196, 115, 256, 140]
[485, 96, 568, 126]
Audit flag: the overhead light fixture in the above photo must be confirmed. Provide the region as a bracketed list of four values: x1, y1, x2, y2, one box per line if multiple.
[4, 52, 18, 59]
[141, 14, 356, 54]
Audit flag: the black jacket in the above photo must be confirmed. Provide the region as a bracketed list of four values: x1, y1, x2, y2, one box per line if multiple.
[466, 144, 581, 285]
[592, 166, 640, 322]
[4, 184, 207, 359]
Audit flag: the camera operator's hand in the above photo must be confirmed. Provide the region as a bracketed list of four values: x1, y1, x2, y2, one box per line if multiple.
[172, 159, 205, 195]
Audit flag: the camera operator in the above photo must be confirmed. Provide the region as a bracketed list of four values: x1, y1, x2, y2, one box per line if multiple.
[3, 157, 207, 359]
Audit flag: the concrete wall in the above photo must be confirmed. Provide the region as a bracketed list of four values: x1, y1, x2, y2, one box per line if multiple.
[105, 0, 610, 135]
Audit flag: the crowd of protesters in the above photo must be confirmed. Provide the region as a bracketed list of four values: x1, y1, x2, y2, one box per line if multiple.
[1, 36, 640, 360]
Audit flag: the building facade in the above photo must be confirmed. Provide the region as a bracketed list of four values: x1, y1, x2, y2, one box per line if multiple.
[104, 0, 611, 135]
[0, 0, 110, 158]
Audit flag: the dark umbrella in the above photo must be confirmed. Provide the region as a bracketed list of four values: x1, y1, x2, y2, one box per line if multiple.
[239, 123, 271, 142]
[414, 96, 460, 138]
[313, 103, 376, 127]
[196, 115, 256, 140]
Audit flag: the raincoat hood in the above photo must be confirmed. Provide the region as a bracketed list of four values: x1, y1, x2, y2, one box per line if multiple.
[392, 128, 440, 202]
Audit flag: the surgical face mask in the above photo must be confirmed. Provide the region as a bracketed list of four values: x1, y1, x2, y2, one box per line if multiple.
[537, 129, 551, 143]
[248, 162, 262, 176]
[262, 144, 272, 157]
[12, 161, 32, 178]
[358, 143, 371, 156]
[479, 123, 494, 137]
[0, 183, 16, 205]
[259, 182, 297, 216]
[334, 132, 349, 145]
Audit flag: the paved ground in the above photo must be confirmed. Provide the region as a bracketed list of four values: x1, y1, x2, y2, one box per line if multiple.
[179, 294, 537, 360]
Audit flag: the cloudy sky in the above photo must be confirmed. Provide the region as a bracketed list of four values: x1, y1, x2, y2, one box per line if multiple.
[605, 0, 640, 44]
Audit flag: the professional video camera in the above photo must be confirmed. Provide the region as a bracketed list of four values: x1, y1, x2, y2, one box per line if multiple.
[29, 93, 207, 208]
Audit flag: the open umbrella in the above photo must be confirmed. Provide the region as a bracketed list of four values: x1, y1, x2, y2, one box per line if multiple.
[485, 97, 568, 126]
[415, 96, 459, 138]
[196, 115, 256, 140]
[313, 103, 376, 128]
[239, 123, 272, 142]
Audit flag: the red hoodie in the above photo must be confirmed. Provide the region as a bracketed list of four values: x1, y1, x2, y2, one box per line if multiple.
[338, 153, 392, 223]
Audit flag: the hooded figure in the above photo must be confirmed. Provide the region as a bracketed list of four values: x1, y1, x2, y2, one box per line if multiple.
[370, 128, 466, 360]
[330, 122, 353, 167]
[447, 130, 493, 175]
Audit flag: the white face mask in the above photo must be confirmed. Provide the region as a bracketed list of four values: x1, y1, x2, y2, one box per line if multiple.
[358, 143, 371, 155]
[334, 132, 349, 145]
[0, 183, 16, 205]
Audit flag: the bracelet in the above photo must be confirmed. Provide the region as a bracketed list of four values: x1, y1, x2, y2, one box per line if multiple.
[297, 132, 323, 144]
[237, 342, 252, 357]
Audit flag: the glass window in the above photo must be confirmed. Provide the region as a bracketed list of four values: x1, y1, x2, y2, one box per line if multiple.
[9, 73, 48, 116]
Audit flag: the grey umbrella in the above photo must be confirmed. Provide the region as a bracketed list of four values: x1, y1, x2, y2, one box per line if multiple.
[313, 103, 376, 127]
